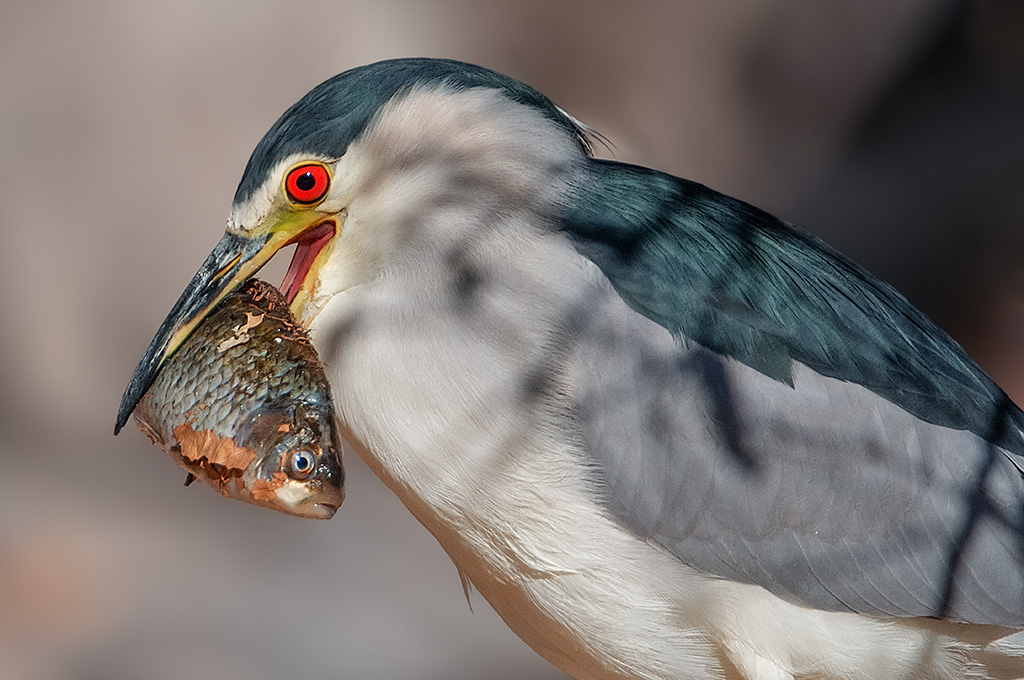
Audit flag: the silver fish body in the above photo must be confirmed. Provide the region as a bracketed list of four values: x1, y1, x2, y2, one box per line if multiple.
[134, 279, 344, 519]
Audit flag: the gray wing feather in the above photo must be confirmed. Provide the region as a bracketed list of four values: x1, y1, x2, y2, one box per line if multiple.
[571, 277, 1024, 626]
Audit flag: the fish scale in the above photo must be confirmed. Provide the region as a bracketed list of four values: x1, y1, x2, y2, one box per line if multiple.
[133, 279, 345, 519]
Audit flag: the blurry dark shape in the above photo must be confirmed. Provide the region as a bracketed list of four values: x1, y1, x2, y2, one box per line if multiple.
[785, 0, 1024, 387]
[970, 0, 1024, 74]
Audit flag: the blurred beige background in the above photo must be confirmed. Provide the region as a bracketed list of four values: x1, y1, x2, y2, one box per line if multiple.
[2, 1, 1023, 679]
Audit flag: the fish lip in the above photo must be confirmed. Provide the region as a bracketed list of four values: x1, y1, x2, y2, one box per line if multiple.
[303, 501, 339, 520]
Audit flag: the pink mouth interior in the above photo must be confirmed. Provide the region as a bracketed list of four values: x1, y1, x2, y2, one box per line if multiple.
[281, 222, 335, 303]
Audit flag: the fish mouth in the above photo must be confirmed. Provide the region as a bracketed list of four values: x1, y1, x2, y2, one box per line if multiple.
[274, 475, 345, 520]
[289, 499, 341, 520]
[311, 502, 340, 519]
[115, 216, 337, 435]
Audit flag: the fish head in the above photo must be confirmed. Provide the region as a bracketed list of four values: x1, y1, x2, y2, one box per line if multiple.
[238, 401, 345, 519]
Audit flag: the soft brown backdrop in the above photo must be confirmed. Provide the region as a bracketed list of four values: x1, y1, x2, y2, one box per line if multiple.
[2, 2, 1023, 678]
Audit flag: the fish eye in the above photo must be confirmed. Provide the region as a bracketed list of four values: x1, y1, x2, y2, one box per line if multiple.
[285, 163, 330, 205]
[288, 449, 317, 479]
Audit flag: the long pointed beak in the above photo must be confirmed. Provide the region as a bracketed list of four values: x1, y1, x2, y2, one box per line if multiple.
[115, 230, 277, 434]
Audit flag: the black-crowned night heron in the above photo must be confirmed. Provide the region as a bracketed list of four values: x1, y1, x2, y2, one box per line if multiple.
[116, 58, 1024, 680]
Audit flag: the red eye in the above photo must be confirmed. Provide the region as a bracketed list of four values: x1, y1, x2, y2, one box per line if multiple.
[285, 164, 330, 204]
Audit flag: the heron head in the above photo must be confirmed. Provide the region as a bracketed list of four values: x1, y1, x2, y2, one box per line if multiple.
[115, 58, 592, 433]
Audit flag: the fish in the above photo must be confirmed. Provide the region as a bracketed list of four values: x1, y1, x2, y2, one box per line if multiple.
[132, 278, 344, 519]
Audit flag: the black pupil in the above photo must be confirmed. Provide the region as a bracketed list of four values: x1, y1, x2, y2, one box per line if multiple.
[296, 453, 312, 470]
[295, 171, 316, 192]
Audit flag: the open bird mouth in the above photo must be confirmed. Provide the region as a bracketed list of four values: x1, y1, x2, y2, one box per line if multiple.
[281, 221, 335, 304]
[115, 217, 339, 434]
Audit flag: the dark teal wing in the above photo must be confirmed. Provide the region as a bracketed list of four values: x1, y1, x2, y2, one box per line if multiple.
[562, 159, 1024, 455]
[560, 159, 1024, 624]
